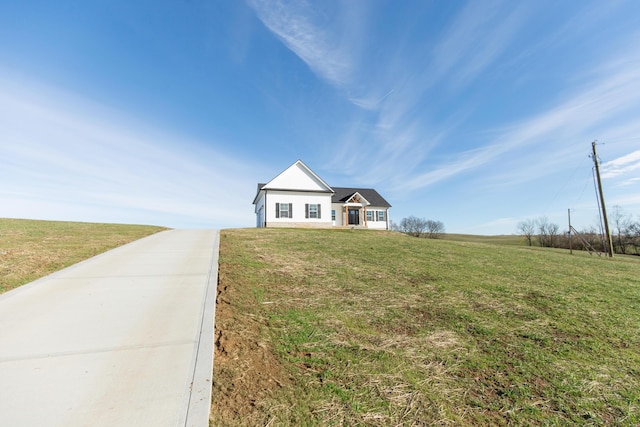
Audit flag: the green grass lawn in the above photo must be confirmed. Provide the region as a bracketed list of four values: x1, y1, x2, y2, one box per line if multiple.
[214, 228, 640, 426]
[0, 218, 166, 294]
[444, 233, 526, 246]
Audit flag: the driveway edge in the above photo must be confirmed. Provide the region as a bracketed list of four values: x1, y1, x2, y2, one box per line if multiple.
[183, 229, 220, 426]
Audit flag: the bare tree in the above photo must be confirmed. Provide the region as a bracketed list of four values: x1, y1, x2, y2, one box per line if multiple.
[517, 219, 536, 246]
[399, 216, 428, 237]
[547, 222, 560, 248]
[610, 205, 631, 254]
[628, 220, 640, 255]
[425, 220, 446, 239]
[537, 217, 550, 247]
[537, 216, 560, 248]
[399, 216, 445, 239]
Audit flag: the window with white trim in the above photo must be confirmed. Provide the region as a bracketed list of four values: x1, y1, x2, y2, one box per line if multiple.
[377, 210, 386, 221]
[366, 210, 374, 222]
[305, 203, 321, 219]
[276, 202, 292, 218]
[331, 210, 336, 220]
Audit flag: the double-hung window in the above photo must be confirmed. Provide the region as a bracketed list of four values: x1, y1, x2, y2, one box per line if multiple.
[276, 203, 292, 218]
[366, 210, 374, 222]
[305, 203, 321, 219]
[377, 210, 386, 221]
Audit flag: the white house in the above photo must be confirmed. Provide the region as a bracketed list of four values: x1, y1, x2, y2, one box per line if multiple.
[253, 160, 391, 229]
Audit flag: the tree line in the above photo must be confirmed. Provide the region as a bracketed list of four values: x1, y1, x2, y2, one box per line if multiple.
[517, 206, 640, 255]
[390, 216, 445, 239]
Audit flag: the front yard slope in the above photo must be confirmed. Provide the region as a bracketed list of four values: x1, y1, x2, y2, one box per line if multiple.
[0, 218, 166, 294]
[213, 228, 640, 426]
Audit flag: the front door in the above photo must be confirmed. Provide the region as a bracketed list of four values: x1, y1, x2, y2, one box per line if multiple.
[348, 208, 359, 225]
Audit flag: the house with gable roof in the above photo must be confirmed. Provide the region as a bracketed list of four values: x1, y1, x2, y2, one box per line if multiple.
[253, 160, 391, 229]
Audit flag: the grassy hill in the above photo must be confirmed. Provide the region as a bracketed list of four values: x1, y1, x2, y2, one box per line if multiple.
[3, 220, 637, 424]
[0, 218, 166, 294]
[443, 233, 526, 246]
[213, 228, 640, 426]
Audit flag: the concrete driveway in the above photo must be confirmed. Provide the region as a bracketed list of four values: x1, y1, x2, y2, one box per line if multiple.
[0, 229, 219, 427]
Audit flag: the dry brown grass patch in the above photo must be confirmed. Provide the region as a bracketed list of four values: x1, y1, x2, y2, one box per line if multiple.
[0, 218, 164, 294]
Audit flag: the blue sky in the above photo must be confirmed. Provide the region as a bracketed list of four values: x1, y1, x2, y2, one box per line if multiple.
[1, 0, 639, 233]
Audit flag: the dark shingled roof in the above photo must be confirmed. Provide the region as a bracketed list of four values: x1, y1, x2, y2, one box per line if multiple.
[331, 187, 391, 207]
[254, 184, 391, 208]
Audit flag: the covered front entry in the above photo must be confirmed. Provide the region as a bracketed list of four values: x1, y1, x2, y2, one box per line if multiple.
[341, 193, 371, 227]
[348, 208, 360, 225]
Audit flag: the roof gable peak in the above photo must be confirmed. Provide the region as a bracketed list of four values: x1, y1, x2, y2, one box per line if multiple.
[262, 160, 333, 193]
[346, 191, 370, 205]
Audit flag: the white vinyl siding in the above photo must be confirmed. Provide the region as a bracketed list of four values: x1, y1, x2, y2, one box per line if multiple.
[264, 190, 332, 226]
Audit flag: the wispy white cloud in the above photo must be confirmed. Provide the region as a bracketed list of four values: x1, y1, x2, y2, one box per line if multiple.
[247, 0, 355, 87]
[619, 177, 640, 187]
[348, 89, 395, 112]
[601, 150, 640, 178]
[323, 1, 529, 187]
[394, 36, 640, 193]
[399, 145, 496, 192]
[433, 0, 527, 89]
[0, 73, 259, 228]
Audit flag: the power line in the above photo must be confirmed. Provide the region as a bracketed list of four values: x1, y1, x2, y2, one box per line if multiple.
[574, 168, 593, 205]
[595, 136, 640, 145]
[541, 154, 590, 217]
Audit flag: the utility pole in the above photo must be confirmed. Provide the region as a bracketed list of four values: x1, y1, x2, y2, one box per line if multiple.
[591, 141, 614, 257]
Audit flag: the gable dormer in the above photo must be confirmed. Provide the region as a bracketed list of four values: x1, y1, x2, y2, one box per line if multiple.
[345, 192, 370, 206]
[262, 160, 333, 193]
